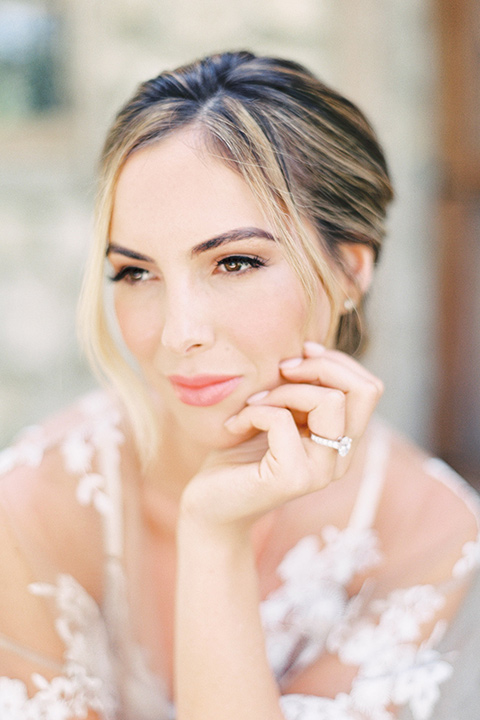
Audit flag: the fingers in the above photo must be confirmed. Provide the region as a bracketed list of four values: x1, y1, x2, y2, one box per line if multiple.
[225, 342, 383, 489]
[243, 383, 349, 480]
[241, 343, 383, 478]
[225, 404, 326, 495]
[225, 402, 339, 496]
[302, 341, 384, 395]
[246, 382, 346, 441]
[225, 404, 305, 466]
[278, 343, 383, 442]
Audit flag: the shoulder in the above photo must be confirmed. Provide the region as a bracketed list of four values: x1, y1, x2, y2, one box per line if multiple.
[275, 426, 480, 710]
[378, 427, 480, 587]
[0, 391, 126, 598]
[0, 390, 124, 476]
[0, 390, 124, 512]
[260, 420, 480, 590]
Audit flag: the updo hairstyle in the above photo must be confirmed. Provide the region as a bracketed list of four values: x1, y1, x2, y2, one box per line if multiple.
[79, 50, 394, 458]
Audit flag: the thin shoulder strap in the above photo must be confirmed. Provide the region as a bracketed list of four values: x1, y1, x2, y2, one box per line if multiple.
[98, 437, 124, 562]
[96, 427, 129, 633]
[348, 421, 390, 531]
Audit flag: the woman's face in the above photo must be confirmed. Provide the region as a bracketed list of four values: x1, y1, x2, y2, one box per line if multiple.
[108, 129, 332, 447]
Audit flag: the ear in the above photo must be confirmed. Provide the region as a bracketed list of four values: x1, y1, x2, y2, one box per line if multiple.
[337, 243, 375, 304]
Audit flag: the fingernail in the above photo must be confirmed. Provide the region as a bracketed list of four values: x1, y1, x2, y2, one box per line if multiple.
[304, 341, 325, 354]
[224, 414, 238, 427]
[246, 390, 269, 404]
[279, 357, 303, 369]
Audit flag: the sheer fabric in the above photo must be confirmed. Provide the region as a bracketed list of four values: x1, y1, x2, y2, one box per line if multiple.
[0, 392, 479, 720]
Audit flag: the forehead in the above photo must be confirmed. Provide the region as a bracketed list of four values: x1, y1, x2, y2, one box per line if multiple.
[110, 130, 270, 249]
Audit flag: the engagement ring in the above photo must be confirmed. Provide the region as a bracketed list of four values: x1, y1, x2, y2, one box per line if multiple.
[309, 433, 352, 457]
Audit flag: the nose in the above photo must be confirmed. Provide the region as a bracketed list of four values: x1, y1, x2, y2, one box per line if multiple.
[160, 282, 215, 355]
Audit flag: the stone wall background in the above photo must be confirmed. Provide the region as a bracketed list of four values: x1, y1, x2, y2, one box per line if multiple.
[0, 0, 440, 451]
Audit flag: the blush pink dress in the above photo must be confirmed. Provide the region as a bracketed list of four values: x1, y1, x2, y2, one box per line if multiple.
[0, 391, 479, 720]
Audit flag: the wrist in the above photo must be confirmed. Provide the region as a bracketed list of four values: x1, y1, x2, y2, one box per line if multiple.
[178, 504, 251, 547]
[179, 478, 255, 545]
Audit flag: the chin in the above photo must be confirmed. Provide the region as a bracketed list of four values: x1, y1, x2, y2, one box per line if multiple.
[181, 412, 244, 448]
[177, 399, 263, 451]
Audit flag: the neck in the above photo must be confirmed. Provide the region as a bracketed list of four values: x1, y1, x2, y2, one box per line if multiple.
[153, 433, 210, 499]
[130, 412, 212, 537]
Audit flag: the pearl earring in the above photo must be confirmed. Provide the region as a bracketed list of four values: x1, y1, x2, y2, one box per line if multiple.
[344, 298, 355, 312]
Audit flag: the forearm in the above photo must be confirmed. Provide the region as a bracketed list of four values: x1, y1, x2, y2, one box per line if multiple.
[174, 513, 284, 720]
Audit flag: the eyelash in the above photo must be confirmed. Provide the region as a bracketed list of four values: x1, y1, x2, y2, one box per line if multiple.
[215, 255, 267, 274]
[109, 267, 152, 284]
[109, 255, 267, 284]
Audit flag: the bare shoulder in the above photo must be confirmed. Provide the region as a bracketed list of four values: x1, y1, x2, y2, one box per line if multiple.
[0, 391, 122, 598]
[376, 426, 480, 587]
[259, 421, 480, 593]
[0, 391, 115, 515]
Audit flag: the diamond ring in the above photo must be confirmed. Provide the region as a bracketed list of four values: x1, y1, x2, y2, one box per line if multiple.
[309, 433, 352, 457]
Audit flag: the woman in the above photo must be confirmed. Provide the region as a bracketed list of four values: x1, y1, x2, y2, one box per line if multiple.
[0, 50, 479, 720]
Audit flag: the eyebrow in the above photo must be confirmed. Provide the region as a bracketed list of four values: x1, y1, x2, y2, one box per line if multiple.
[106, 226, 276, 262]
[105, 245, 152, 262]
[190, 227, 276, 255]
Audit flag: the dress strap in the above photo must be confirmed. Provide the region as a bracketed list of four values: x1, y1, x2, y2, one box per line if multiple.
[347, 421, 390, 531]
[98, 437, 124, 562]
[95, 425, 129, 637]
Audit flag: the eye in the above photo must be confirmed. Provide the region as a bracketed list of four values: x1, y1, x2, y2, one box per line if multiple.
[109, 266, 154, 284]
[216, 255, 266, 274]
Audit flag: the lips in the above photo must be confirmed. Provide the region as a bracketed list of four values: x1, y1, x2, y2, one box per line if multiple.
[168, 374, 242, 406]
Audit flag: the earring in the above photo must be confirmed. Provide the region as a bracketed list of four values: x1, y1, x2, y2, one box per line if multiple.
[343, 298, 355, 312]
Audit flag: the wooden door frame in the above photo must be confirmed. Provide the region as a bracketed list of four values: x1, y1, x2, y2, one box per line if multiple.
[434, 0, 480, 484]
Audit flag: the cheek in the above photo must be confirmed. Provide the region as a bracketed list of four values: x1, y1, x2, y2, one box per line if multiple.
[114, 294, 162, 359]
[305, 286, 333, 344]
[225, 277, 331, 359]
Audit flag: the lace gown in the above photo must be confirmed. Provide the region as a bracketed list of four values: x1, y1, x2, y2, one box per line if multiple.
[0, 391, 479, 720]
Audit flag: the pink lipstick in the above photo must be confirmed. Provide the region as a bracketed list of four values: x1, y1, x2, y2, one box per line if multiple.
[168, 374, 242, 406]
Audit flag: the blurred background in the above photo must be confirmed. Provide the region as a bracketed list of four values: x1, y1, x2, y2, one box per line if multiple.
[0, 0, 478, 485]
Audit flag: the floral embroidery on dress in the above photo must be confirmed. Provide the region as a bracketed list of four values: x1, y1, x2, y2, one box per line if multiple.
[261, 529, 382, 680]
[26, 575, 117, 720]
[61, 394, 124, 518]
[278, 580, 455, 720]
[281, 691, 358, 720]
[333, 583, 452, 718]
[0, 394, 123, 720]
[452, 538, 480, 578]
[0, 425, 48, 476]
[0, 671, 105, 720]
[1, 398, 480, 719]
[423, 458, 480, 579]
[266, 521, 476, 720]
[0, 573, 117, 720]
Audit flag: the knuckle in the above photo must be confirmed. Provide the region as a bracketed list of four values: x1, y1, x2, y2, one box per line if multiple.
[325, 388, 346, 411]
[289, 470, 311, 496]
[272, 406, 295, 427]
[297, 463, 326, 496]
[363, 377, 384, 400]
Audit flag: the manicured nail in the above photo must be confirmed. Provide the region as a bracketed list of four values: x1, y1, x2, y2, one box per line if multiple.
[224, 414, 238, 426]
[246, 390, 269, 404]
[279, 356, 303, 369]
[304, 341, 326, 354]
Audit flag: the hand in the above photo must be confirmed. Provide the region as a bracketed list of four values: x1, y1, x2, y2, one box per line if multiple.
[180, 342, 383, 531]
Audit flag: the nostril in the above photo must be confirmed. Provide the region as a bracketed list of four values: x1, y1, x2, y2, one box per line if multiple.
[160, 291, 215, 354]
[161, 319, 214, 355]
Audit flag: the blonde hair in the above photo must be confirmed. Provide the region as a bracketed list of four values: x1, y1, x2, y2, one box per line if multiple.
[78, 51, 394, 462]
